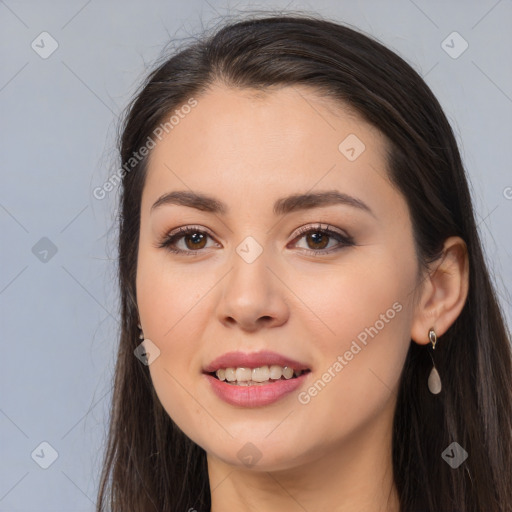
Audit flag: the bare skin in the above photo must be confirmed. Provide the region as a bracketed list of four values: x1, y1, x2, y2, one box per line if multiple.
[135, 83, 469, 512]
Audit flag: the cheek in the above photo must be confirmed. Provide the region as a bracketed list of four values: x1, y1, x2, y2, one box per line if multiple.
[294, 250, 413, 347]
[292, 248, 415, 403]
[136, 244, 214, 342]
[137, 268, 213, 381]
[136, 250, 219, 436]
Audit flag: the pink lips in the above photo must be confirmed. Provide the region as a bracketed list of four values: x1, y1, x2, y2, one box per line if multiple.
[202, 350, 311, 407]
[204, 372, 310, 407]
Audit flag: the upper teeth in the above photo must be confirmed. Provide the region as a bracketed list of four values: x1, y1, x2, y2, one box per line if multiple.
[216, 365, 303, 383]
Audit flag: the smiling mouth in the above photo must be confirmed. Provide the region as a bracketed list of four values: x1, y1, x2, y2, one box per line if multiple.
[207, 366, 311, 386]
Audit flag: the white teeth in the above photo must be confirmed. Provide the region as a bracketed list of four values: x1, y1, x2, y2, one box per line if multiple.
[224, 368, 236, 382]
[252, 366, 270, 382]
[214, 365, 305, 384]
[282, 366, 294, 379]
[235, 367, 252, 382]
[269, 365, 282, 380]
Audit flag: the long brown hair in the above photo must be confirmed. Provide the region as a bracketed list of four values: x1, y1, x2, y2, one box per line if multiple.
[96, 12, 512, 512]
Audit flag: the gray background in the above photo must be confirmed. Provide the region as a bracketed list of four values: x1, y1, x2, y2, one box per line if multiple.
[1, 0, 511, 510]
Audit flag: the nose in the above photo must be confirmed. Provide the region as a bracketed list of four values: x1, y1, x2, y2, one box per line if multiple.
[215, 249, 290, 332]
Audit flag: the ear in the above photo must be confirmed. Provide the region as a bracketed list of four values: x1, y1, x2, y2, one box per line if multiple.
[411, 236, 469, 345]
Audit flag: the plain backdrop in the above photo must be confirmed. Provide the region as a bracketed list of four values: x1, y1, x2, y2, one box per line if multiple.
[1, 0, 511, 510]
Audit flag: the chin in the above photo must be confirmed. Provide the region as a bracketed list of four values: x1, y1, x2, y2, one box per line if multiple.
[203, 437, 313, 473]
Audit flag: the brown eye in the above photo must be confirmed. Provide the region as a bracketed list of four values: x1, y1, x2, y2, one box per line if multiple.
[157, 226, 217, 254]
[184, 232, 207, 250]
[157, 223, 353, 256]
[305, 231, 330, 250]
[291, 224, 354, 255]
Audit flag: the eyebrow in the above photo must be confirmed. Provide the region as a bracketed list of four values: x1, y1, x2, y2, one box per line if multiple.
[150, 190, 375, 218]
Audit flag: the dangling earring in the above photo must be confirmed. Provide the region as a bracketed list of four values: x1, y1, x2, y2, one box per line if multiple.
[427, 328, 442, 394]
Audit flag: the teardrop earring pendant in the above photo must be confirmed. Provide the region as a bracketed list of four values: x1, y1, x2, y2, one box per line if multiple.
[427, 328, 442, 394]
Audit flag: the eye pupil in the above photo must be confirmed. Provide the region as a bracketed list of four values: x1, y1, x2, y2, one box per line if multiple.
[186, 232, 207, 250]
[307, 232, 329, 250]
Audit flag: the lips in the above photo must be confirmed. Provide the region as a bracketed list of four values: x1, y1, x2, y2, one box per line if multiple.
[202, 350, 311, 374]
[204, 370, 310, 407]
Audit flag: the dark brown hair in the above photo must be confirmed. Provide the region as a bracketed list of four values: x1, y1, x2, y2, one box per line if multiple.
[96, 12, 512, 512]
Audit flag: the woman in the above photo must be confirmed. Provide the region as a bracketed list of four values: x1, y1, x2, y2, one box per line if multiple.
[96, 13, 512, 512]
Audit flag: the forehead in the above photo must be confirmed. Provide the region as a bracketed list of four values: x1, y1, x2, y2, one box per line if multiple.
[142, 83, 396, 218]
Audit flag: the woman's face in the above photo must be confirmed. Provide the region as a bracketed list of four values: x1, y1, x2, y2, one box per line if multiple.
[136, 84, 421, 471]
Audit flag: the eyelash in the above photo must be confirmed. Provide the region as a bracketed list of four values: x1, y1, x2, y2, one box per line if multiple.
[156, 223, 354, 256]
